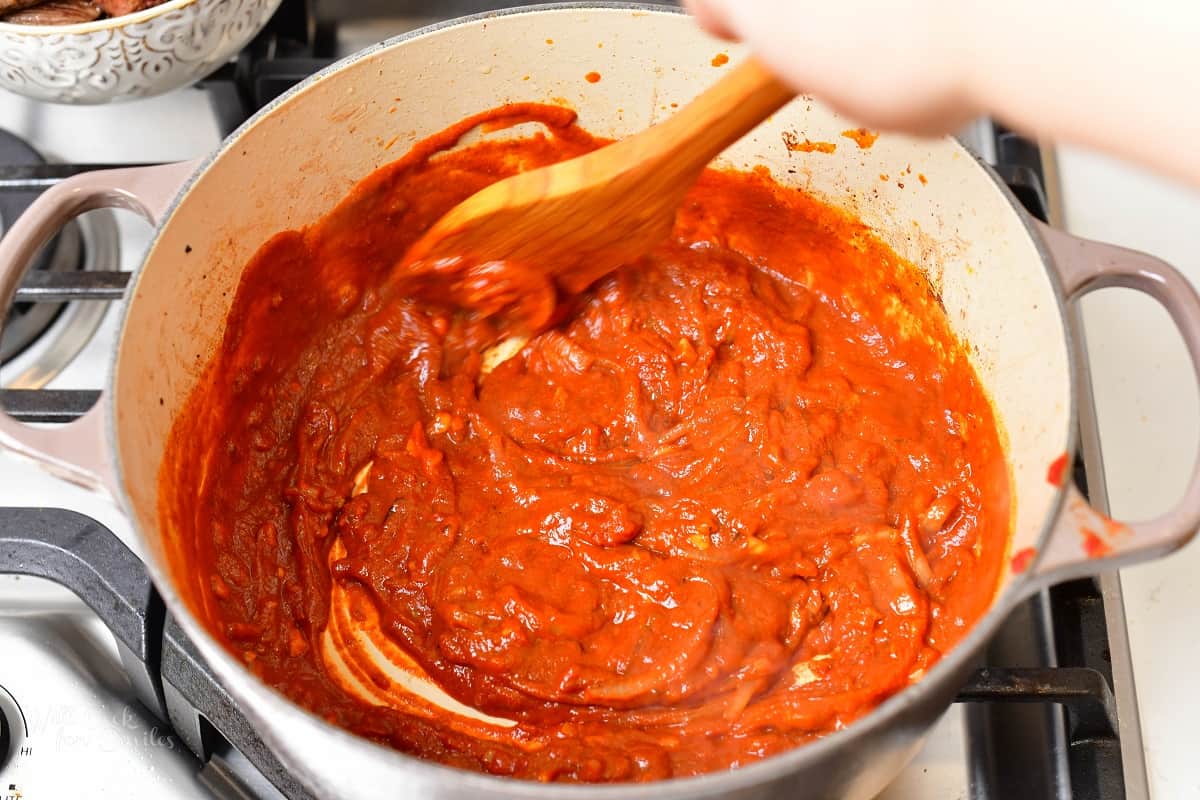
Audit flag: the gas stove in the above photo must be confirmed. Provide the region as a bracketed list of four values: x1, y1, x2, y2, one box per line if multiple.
[0, 2, 1151, 798]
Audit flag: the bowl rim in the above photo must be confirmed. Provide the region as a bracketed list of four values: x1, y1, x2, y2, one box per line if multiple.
[0, 0, 199, 36]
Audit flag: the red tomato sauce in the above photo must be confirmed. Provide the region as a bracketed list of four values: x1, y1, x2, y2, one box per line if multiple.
[160, 104, 1011, 782]
[782, 131, 837, 154]
[841, 127, 879, 149]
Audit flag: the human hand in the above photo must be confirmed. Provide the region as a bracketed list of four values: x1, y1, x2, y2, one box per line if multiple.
[684, 0, 1200, 187]
[683, 0, 981, 136]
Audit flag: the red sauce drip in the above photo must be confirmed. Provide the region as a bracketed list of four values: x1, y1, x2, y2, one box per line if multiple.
[782, 131, 836, 154]
[1047, 452, 1069, 487]
[585, 71, 601, 84]
[1082, 528, 1112, 558]
[160, 104, 1011, 782]
[1010, 547, 1037, 573]
[712, 52, 730, 67]
[842, 128, 879, 149]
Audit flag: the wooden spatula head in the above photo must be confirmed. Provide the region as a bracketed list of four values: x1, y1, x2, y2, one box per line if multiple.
[399, 57, 795, 326]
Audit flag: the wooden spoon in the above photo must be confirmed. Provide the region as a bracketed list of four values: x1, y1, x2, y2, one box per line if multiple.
[399, 57, 795, 321]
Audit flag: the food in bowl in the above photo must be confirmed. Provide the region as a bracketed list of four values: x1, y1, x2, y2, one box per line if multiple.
[0, 0, 164, 24]
[161, 104, 1012, 782]
[0, 0, 282, 104]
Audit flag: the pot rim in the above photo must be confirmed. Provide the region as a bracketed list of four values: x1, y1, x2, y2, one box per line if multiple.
[108, 3, 1079, 797]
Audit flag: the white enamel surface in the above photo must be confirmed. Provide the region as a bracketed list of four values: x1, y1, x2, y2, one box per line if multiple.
[0, 613, 205, 798]
[102, 7, 1072, 799]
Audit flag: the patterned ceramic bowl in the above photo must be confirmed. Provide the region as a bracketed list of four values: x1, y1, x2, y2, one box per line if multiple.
[0, 0, 282, 104]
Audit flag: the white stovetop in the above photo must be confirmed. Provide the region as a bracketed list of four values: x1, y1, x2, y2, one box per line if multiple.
[1, 81, 1197, 799]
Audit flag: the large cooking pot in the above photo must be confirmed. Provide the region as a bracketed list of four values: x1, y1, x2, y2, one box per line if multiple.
[3, 5, 1200, 798]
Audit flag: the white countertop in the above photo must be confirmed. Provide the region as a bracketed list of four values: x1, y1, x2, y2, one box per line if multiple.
[1059, 145, 1200, 799]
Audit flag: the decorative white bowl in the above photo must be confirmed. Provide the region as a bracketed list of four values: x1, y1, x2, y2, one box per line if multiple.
[0, 0, 283, 104]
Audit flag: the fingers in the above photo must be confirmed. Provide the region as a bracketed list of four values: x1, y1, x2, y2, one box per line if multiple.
[681, 0, 738, 41]
[682, 0, 981, 138]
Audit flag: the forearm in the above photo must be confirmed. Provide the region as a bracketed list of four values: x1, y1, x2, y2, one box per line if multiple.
[962, 1, 1200, 185]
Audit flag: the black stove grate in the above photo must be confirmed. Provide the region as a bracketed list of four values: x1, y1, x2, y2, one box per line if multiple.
[0, 3, 1139, 798]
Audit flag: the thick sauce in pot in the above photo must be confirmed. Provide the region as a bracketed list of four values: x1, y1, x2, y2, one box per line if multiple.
[161, 105, 1010, 781]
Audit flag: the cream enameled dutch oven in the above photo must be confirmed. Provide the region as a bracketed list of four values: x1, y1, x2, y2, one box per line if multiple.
[2, 5, 1200, 799]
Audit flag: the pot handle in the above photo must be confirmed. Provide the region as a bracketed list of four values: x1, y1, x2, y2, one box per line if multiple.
[1030, 220, 1200, 584]
[0, 161, 197, 494]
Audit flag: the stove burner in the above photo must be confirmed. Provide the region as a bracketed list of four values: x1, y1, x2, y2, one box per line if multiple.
[0, 128, 75, 364]
[0, 129, 119, 384]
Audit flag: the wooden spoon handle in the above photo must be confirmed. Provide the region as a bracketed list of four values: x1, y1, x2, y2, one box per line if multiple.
[399, 56, 797, 307]
[641, 56, 797, 179]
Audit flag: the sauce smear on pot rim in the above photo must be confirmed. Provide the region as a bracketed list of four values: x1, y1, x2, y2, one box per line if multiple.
[160, 104, 1011, 782]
